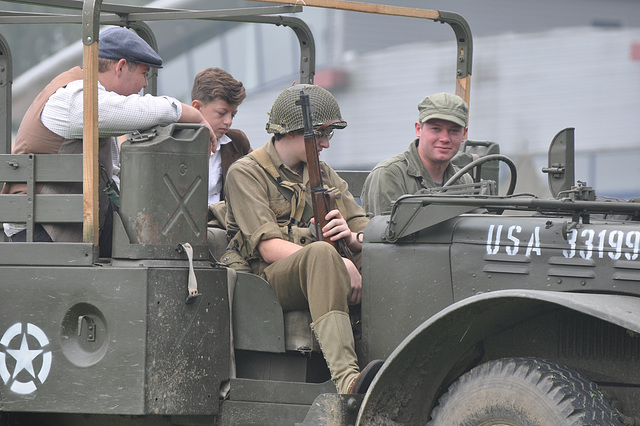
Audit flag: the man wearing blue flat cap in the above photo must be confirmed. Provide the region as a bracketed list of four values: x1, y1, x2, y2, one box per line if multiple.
[3, 26, 215, 257]
[98, 26, 164, 68]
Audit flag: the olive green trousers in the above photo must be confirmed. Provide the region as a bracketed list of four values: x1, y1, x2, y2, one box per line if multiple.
[263, 241, 351, 321]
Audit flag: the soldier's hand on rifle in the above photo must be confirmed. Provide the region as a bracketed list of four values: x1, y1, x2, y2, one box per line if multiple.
[312, 209, 352, 243]
[343, 257, 362, 305]
[311, 209, 362, 252]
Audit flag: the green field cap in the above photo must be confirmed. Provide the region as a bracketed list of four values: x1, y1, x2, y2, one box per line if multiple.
[418, 92, 468, 128]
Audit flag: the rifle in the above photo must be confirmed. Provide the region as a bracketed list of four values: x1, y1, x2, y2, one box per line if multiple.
[296, 91, 355, 262]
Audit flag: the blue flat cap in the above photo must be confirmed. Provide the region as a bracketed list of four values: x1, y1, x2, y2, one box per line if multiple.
[98, 27, 163, 68]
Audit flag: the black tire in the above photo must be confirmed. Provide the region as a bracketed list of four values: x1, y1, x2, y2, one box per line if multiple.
[427, 357, 623, 426]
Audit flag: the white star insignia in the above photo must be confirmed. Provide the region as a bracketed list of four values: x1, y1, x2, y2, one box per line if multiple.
[7, 334, 43, 379]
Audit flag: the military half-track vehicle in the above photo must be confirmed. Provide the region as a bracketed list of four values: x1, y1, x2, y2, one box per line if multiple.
[1, 1, 640, 425]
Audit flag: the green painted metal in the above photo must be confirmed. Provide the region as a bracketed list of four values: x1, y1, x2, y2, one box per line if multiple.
[0, 265, 229, 415]
[1, 266, 148, 413]
[221, 380, 337, 425]
[358, 291, 640, 424]
[115, 124, 209, 261]
[227, 378, 334, 405]
[2, 1, 640, 425]
[0, 242, 93, 265]
[232, 272, 286, 353]
[300, 394, 362, 425]
[0, 33, 10, 155]
[0, 154, 84, 242]
[145, 267, 230, 415]
[437, 11, 473, 80]
[82, 0, 101, 46]
[452, 140, 501, 188]
[543, 127, 576, 198]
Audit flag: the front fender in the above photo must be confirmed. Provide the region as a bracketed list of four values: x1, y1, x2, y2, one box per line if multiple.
[357, 289, 640, 425]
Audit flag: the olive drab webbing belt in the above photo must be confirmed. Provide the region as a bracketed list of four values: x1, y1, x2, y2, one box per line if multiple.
[248, 147, 348, 228]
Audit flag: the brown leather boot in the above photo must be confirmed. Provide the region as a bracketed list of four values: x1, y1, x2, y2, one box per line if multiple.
[347, 359, 384, 394]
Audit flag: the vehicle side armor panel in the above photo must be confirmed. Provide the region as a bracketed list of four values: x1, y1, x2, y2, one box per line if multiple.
[451, 215, 640, 299]
[361, 222, 455, 360]
[0, 266, 229, 415]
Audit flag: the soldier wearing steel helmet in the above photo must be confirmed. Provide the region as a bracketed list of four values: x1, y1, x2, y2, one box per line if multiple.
[223, 84, 383, 395]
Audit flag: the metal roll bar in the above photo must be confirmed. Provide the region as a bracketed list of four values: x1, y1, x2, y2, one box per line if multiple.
[1, 0, 474, 257]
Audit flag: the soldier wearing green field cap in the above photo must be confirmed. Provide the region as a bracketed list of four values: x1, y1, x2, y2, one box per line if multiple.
[361, 92, 473, 216]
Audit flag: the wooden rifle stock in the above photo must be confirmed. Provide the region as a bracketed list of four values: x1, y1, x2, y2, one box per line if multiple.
[296, 92, 355, 262]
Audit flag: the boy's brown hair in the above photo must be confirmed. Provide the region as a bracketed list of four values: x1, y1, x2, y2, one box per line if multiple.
[191, 67, 246, 106]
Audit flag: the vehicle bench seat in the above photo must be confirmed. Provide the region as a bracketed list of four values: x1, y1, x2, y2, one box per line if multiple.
[232, 271, 319, 354]
[283, 310, 319, 352]
[224, 169, 370, 355]
[211, 231, 320, 353]
[207, 227, 228, 261]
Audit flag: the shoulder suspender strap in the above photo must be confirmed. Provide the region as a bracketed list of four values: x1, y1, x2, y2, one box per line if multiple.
[249, 147, 314, 225]
[249, 147, 280, 182]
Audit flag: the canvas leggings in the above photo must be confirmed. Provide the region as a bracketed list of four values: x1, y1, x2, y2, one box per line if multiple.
[263, 241, 351, 321]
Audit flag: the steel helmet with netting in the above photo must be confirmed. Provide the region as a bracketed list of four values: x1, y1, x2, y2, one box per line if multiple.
[266, 84, 347, 134]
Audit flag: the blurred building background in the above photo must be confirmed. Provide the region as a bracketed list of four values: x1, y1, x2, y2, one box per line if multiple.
[2, 0, 640, 198]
